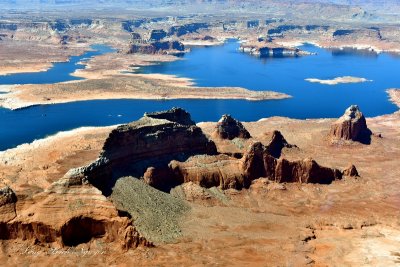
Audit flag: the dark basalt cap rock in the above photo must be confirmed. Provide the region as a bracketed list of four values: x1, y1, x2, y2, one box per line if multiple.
[329, 105, 372, 144]
[214, 114, 251, 140]
[144, 107, 196, 126]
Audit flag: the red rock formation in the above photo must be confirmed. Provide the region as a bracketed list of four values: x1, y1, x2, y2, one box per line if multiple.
[123, 225, 152, 251]
[274, 158, 342, 184]
[0, 186, 17, 222]
[0, 186, 16, 208]
[0, 217, 149, 249]
[266, 130, 295, 158]
[241, 142, 277, 180]
[128, 40, 185, 54]
[65, 108, 352, 194]
[0, 181, 150, 249]
[143, 166, 176, 191]
[342, 164, 360, 177]
[329, 105, 371, 144]
[169, 154, 246, 189]
[65, 108, 217, 195]
[242, 143, 342, 184]
[0, 221, 58, 243]
[213, 114, 251, 140]
[149, 142, 344, 190]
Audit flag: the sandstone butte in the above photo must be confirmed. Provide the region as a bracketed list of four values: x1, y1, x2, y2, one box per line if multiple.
[329, 105, 372, 144]
[0, 106, 363, 259]
[213, 114, 252, 140]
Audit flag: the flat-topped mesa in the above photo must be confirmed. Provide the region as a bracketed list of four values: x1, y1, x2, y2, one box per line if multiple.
[214, 114, 251, 140]
[64, 108, 217, 195]
[64, 108, 359, 194]
[128, 40, 185, 55]
[240, 41, 313, 57]
[329, 105, 372, 144]
[144, 107, 195, 126]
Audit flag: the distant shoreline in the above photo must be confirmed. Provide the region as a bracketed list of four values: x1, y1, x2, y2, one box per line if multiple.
[388, 89, 400, 108]
[0, 77, 290, 110]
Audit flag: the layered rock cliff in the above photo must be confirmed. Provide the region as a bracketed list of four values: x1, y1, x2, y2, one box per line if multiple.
[240, 41, 313, 57]
[242, 142, 343, 184]
[168, 23, 209, 37]
[0, 180, 150, 249]
[65, 108, 357, 193]
[150, 140, 348, 190]
[65, 108, 217, 195]
[329, 105, 372, 144]
[169, 154, 247, 189]
[128, 40, 185, 55]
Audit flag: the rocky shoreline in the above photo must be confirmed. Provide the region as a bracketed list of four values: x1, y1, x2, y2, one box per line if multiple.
[0, 76, 290, 110]
[240, 41, 314, 57]
[388, 88, 400, 108]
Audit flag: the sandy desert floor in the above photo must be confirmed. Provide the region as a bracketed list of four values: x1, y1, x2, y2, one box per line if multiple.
[0, 90, 398, 266]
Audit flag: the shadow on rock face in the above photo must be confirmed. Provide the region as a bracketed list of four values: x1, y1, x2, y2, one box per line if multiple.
[63, 107, 217, 196]
[357, 128, 372, 145]
[61, 216, 106, 247]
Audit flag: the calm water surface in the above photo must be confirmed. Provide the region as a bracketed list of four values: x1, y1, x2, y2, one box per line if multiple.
[0, 44, 114, 85]
[139, 41, 399, 117]
[0, 41, 398, 150]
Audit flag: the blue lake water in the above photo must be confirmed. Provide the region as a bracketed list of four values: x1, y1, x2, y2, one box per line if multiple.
[138, 41, 399, 118]
[0, 41, 399, 151]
